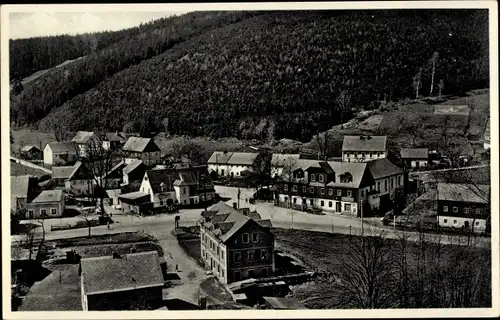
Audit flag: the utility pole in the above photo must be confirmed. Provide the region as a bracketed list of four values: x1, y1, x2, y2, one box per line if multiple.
[237, 188, 241, 210]
[360, 200, 364, 237]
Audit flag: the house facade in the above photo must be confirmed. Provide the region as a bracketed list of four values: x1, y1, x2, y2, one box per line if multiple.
[271, 153, 301, 178]
[342, 135, 387, 162]
[103, 132, 127, 151]
[11, 175, 39, 213]
[437, 183, 490, 233]
[122, 137, 161, 166]
[79, 251, 165, 310]
[274, 158, 404, 217]
[43, 142, 78, 166]
[199, 202, 274, 284]
[208, 151, 258, 178]
[400, 148, 429, 169]
[25, 189, 65, 219]
[20, 145, 42, 160]
[72, 131, 99, 158]
[65, 161, 94, 196]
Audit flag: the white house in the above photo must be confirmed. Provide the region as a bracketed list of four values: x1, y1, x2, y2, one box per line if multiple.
[72, 131, 99, 158]
[400, 148, 429, 169]
[207, 151, 258, 178]
[271, 153, 301, 178]
[43, 142, 78, 166]
[342, 136, 387, 163]
[25, 189, 65, 219]
[122, 137, 161, 166]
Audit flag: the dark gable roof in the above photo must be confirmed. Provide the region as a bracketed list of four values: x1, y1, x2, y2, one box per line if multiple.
[367, 158, 403, 180]
[11, 175, 37, 200]
[400, 148, 428, 159]
[145, 169, 178, 193]
[71, 131, 95, 144]
[207, 151, 233, 164]
[67, 161, 93, 181]
[105, 132, 127, 143]
[123, 137, 160, 153]
[318, 161, 334, 174]
[342, 136, 387, 152]
[123, 159, 146, 175]
[46, 142, 77, 154]
[437, 183, 489, 204]
[21, 145, 40, 152]
[80, 251, 164, 295]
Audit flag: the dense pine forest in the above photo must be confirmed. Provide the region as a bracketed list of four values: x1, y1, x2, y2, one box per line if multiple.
[10, 10, 488, 142]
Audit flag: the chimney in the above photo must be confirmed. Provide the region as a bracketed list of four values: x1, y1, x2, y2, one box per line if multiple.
[233, 202, 237, 209]
[198, 296, 207, 310]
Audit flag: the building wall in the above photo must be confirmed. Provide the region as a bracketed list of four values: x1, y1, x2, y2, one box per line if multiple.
[437, 201, 489, 217]
[200, 229, 229, 284]
[271, 166, 284, 178]
[438, 216, 487, 233]
[342, 151, 386, 163]
[125, 152, 161, 166]
[208, 164, 252, 177]
[174, 185, 191, 205]
[26, 201, 65, 219]
[66, 179, 94, 196]
[85, 286, 163, 310]
[277, 193, 358, 215]
[406, 159, 428, 168]
[43, 145, 53, 165]
[208, 164, 229, 177]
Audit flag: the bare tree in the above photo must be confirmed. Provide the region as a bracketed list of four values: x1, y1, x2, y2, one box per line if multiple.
[315, 131, 330, 161]
[336, 90, 351, 129]
[429, 51, 439, 96]
[171, 137, 207, 165]
[279, 156, 299, 209]
[438, 79, 445, 97]
[464, 97, 476, 136]
[412, 68, 423, 99]
[45, 118, 69, 142]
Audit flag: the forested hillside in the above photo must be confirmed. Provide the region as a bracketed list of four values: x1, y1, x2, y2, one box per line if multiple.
[12, 10, 488, 142]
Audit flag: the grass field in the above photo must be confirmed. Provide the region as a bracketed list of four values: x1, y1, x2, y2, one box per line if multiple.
[10, 161, 48, 177]
[11, 130, 59, 154]
[272, 228, 491, 309]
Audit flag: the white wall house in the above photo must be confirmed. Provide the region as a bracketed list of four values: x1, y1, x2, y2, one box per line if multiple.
[43, 142, 77, 166]
[208, 151, 259, 178]
[122, 137, 162, 166]
[342, 136, 387, 163]
[400, 148, 429, 169]
[271, 153, 301, 178]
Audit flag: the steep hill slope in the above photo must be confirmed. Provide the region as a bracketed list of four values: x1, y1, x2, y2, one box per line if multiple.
[38, 10, 488, 142]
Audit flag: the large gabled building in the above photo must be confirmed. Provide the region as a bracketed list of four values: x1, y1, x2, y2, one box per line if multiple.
[342, 135, 387, 162]
[198, 202, 274, 284]
[122, 137, 161, 166]
[207, 151, 259, 178]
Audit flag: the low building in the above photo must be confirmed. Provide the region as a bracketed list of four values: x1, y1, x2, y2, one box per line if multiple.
[271, 153, 301, 178]
[25, 189, 65, 219]
[43, 142, 77, 166]
[207, 151, 258, 178]
[437, 183, 490, 233]
[103, 132, 127, 151]
[72, 131, 99, 158]
[199, 202, 274, 284]
[65, 161, 94, 196]
[122, 159, 149, 188]
[52, 165, 75, 187]
[11, 175, 39, 213]
[79, 251, 165, 310]
[122, 137, 161, 166]
[400, 148, 429, 169]
[118, 191, 151, 214]
[101, 160, 127, 190]
[20, 145, 42, 160]
[342, 135, 387, 163]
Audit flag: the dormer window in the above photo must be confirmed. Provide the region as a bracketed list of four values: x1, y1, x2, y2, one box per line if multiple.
[160, 182, 165, 192]
[310, 174, 316, 182]
[319, 174, 324, 182]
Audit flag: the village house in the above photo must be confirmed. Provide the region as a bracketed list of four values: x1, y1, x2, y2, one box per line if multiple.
[101, 160, 127, 190]
[207, 151, 259, 178]
[342, 135, 387, 162]
[103, 132, 127, 151]
[79, 251, 165, 311]
[25, 189, 65, 219]
[122, 137, 161, 166]
[198, 202, 274, 284]
[20, 145, 42, 160]
[43, 141, 78, 166]
[274, 157, 404, 217]
[11, 175, 39, 213]
[122, 159, 149, 189]
[65, 161, 95, 196]
[52, 165, 76, 188]
[72, 131, 100, 158]
[437, 183, 490, 233]
[271, 153, 301, 178]
[400, 148, 429, 169]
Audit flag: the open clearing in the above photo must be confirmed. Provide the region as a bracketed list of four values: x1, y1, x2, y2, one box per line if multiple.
[10, 161, 48, 177]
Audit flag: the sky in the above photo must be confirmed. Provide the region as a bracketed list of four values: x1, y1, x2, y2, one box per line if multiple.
[9, 11, 188, 39]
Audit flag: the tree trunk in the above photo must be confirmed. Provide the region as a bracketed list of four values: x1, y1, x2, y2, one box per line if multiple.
[430, 61, 436, 96]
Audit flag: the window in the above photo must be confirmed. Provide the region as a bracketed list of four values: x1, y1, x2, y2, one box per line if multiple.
[234, 271, 241, 281]
[328, 189, 333, 196]
[398, 176, 401, 186]
[252, 233, 259, 243]
[361, 152, 365, 158]
[391, 178, 394, 189]
[217, 264, 220, 274]
[311, 174, 316, 182]
[347, 190, 352, 197]
[242, 233, 249, 244]
[377, 182, 381, 191]
[321, 188, 325, 195]
[284, 197, 288, 203]
[234, 252, 241, 263]
[475, 208, 481, 214]
[453, 220, 457, 224]
[262, 268, 268, 277]
[476, 221, 480, 226]
[310, 199, 313, 206]
[444, 219, 448, 223]
[284, 185, 288, 192]
[51, 208, 57, 216]
[337, 190, 342, 196]
[384, 180, 388, 192]
[345, 204, 351, 211]
[183, 188, 186, 194]
[40, 209, 47, 217]
[302, 186, 307, 193]
[370, 152, 373, 158]
[293, 197, 297, 204]
[320, 200, 324, 207]
[329, 201, 333, 208]
[217, 246, 220, 256]
[319, 174, 324, 182]
[261, 249, 268, 260]
[248, 269, 255, 278]
[309, 187, 314, 193]
[292, 185, 297, 192]
[221, 251, 225, 260]
[28, 209, 34, 217]
[453, 207, 458, 213]
[443, 206, 448, 212]
[248, 250, 255, 261]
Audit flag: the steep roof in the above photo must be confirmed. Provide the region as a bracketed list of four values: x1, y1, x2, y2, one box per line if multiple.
[122, 137, 160, 153]
[52, 166, 75, 180]
[123, 159, 146, 175]
[437, 183, 489, 204]
[400, 148, 428, 159]
[103, 160, 126, 179]
[67, 161, 93, 181]
[11, 175, 36, 200]
[227, 152, 258, 166]
[31, 189, 63, 203]
[71, 131, 95, 144]
[342, 135, 387, 152]
[21, 145, 40, 152]
[46, 142, 76, 154]
[366, 158, 403, 180]
[202, 202, 273, 243]
[145, 169, 178, 193]
[80, 251, 164, 295]
[290, 159, 367, 188]
[207, 151, 233, 164]
[105, 132, 127, 143]
[271, 153, 301, 167]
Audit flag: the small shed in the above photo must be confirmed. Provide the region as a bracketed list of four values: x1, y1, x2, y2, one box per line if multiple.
[118, 191, 151, 214]
[20, 145, 42, 160]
